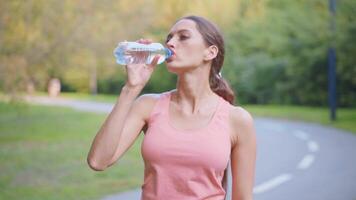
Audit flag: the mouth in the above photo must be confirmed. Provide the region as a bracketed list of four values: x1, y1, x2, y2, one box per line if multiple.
[166, 48, 176, 62]
[166, 56, 174, 63]
[168, 48, 176, 56]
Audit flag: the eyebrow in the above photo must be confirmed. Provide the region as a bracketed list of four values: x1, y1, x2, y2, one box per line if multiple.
[167, 29, 191, 38]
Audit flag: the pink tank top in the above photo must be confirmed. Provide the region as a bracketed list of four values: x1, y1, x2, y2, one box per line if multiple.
[141, 90, 232, 200]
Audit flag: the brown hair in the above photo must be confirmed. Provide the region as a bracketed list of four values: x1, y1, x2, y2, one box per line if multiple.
[180, 15, 236, 105]
[180, 15, 234, 198]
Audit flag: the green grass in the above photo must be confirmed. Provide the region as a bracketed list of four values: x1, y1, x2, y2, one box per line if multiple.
[0, 93, 355, 200]
[244, 104, 356, 133]
[0, 101, 144, 200]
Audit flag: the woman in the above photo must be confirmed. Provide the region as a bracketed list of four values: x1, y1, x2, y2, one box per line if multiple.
[87, 15, 256, 200]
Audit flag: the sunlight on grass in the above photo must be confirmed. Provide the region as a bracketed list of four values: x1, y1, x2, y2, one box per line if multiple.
[0, 102, 144, 200]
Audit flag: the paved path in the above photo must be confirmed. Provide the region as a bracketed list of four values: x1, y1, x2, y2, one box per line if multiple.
[24, 96, 114, 113]
[26, 95, 356, 200]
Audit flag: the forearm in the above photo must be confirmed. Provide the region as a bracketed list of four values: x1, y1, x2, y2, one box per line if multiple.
[87, 85, 142, 170]
[232, 193, 253, 200]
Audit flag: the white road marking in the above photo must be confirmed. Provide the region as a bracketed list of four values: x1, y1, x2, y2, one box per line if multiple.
[253, 174, 293, 194]
[293, 130, 309, 140]
[297, 154, 315, 170]
[251, 129, 320, 195]
[308, 141, 319, 152]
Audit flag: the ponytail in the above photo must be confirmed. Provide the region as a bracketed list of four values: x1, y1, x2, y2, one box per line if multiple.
[209, 68, 235, 105]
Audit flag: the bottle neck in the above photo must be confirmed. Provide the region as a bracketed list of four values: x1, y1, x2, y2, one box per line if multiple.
[165, 48, 173, 58]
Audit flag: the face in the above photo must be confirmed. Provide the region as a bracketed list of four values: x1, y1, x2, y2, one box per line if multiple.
[165, 19, 211, 72]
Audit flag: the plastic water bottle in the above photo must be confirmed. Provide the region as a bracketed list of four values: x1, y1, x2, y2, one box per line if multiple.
[113, 41, 173, 65]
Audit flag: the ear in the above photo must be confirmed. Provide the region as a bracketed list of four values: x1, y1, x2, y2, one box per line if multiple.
[203, 45, 218, 61]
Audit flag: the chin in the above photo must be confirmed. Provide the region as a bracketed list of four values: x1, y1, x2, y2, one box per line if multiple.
[166, 63, 196, 75]
[166, 60, 179, 68]
[165, 63, 184, 73]
[166, 64, 180, 74]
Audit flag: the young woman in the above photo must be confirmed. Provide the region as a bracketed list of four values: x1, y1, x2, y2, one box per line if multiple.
[87, 15, 256, 200]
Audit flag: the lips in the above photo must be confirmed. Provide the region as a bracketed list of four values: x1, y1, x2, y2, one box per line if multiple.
[168, 48, 176, 56]
[166, 48, 176, 62]
[166, 56, 174, 62]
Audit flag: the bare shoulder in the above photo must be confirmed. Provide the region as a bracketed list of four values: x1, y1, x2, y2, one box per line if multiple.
[133, 92, 167, 122]
[135, 93, 160, 105]
[230, 106, 254, 125]
[229, 106, 255, 147]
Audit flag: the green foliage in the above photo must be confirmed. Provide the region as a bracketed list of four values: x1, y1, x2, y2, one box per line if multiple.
[0, 0, 355, 106]
[336, 0, 356, 106]
[225, 0, 355, 106]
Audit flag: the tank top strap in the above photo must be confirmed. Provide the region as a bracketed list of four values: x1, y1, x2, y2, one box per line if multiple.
[147, 90, 172, 124]
[214, 96, 233, 122]
[148, 91, 233, 126]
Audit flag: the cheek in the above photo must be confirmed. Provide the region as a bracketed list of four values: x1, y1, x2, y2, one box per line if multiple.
[183, 44, 205, 63]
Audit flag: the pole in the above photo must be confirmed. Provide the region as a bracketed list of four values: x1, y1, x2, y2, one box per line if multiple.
[328, 0, 337, 121]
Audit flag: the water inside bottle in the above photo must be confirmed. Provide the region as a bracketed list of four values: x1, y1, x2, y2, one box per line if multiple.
[124, 49, 166, 65]
[114, 42, 171, 65]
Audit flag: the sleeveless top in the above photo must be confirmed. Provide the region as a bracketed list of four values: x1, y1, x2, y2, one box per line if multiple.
[141, 90, 232, 200]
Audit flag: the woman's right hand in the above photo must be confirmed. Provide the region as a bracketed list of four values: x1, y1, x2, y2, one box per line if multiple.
[124, 39, 160, 89]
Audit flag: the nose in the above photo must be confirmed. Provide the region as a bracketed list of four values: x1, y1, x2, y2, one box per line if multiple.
[166, 37, 175, 49]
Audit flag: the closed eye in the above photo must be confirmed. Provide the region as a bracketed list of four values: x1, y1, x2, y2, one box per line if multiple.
[166, 29, 191, 43]
[179, 35, 189, 40]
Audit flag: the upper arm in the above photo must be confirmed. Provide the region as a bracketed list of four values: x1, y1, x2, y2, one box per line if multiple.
[229, 106, 257, 200]
[108, 93, 159, 166]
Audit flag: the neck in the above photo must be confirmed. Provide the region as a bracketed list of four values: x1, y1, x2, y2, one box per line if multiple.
[172, 66, 218, 114]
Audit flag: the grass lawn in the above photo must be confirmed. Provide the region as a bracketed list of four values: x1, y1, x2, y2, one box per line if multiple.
[244, 104, 356, 134]
[0, 101, 145, 200]
[0, 93, 355, 200]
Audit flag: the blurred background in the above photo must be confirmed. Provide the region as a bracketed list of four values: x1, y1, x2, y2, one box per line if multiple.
[0, 0, 355, 200]
[1, 0, 355, 106]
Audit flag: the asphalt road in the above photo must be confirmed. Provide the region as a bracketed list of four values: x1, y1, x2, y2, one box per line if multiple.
[26, 96, 356, 200]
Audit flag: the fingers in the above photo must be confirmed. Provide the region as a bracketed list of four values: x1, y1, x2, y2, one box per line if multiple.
[136, 38, 153, 44]
[148, 55, 160, 68]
